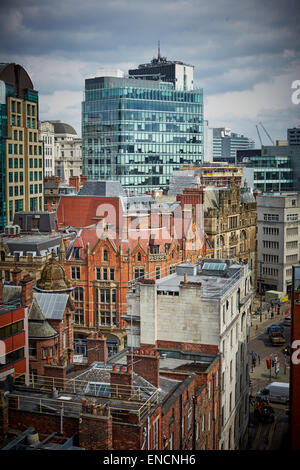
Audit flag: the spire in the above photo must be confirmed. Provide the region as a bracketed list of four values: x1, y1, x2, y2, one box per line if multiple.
[158, 40, 161, 61]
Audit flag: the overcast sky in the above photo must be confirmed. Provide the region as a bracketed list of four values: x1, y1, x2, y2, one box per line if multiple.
[1, 0, 300, 144]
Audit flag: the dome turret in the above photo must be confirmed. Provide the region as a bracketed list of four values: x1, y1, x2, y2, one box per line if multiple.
[36, 250, 72, 291]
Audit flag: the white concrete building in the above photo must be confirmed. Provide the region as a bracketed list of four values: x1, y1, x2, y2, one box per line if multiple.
[39, 121, 55, 177]
[257, 193, 300, 296]
[41, 120, 82, 183]
[203, 120, 214, 162]
[125, 259, 254, 450]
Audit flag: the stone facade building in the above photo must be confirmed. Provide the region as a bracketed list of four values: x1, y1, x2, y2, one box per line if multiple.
[0, 212, 75, 285]
[256, 193, 300, 296]
[40, 120, 82, 183]
[203, 180, 257, 286]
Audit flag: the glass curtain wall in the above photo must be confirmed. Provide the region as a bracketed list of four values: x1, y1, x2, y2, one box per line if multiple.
[82, 77, 203, 192]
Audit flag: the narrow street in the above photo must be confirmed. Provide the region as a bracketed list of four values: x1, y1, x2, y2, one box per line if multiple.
[246, 299, 290, 450]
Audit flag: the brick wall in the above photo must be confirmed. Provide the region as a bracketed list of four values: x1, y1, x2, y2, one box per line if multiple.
[127, 349, 160, 387]
[87, 333, 106, 365]
[79, 405, 112, 450]
[110, 365, 132, 399]
[8, 409, 79, 438]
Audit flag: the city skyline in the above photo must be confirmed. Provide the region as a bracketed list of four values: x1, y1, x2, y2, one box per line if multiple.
[0, 0, 299, 144]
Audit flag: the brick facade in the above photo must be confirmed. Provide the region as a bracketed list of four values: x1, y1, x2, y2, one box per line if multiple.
[57, 189, 212, 355]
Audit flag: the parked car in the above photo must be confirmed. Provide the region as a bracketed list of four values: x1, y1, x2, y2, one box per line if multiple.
[270, 331, 285, 346]
[283, 315, 291, 326]
[256, 382, 289, 404]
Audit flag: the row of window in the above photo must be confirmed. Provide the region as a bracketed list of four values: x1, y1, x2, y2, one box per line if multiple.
[263, 227, 279, 236]
[0, 320, 24, 340]
[263, 254, 279, 263]
[9, 185, 24, 197]
[263, 267, 279, 277]
[263, 240, 279, 249]
[0, 347, 24, 368]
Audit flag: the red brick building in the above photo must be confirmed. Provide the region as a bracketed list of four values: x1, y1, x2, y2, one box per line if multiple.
[56, 182, 212, 356]
[0, 253, 75, 386]
[0, 343, 220, 450]
[289, 266, 300, 449]
[0, 282, 29, 387]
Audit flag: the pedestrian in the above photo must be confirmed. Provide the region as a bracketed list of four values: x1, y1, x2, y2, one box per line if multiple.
[253, 357, 256, 368]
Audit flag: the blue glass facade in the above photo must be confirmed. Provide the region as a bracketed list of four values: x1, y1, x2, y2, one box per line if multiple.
[82, 77, 203, 192]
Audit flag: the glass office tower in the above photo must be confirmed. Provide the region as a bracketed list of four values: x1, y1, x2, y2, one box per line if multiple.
[82, 76, 203, 192]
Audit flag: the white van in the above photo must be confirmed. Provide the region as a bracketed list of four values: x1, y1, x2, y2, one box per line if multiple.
[256, 382, 289, 404]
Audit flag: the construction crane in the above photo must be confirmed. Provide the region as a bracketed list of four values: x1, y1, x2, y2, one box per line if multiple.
[259, 122, 275, 146]
[256, 125, 263, 146]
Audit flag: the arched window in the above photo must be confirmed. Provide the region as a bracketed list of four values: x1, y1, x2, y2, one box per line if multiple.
[137, 252, 141, 262]
[103, 248, 108, 261]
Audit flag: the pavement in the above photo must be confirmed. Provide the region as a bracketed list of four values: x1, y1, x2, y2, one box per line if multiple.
[249, 297, 291, 391]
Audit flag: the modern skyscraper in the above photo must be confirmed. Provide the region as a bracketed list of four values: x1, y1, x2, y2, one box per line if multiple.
[82, 71, 203, 192]
[0, 63, 44, 231]
[213, 128, 255, 164]
[288, 126, 300, 146]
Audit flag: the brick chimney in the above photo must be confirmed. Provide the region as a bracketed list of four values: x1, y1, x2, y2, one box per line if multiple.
[20, 274, 33, 307]
[110, 364, 133, 399]
[127, 349, 160, 388]
[79, 402, 112, 450]
[12, 265, 22, 286]
[69, 176, 80, 193]
[87, 333, 107, 365]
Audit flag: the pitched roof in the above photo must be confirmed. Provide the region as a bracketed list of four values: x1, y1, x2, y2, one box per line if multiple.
[28, 298, 59, 339]
[78, 180, 126, 197]
[34, 292, 69, 320]
[56, 196, 122, 228]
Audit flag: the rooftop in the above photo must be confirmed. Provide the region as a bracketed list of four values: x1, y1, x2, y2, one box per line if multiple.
[154, 260, 247, 298]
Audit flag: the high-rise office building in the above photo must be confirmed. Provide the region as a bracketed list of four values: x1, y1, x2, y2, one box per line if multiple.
[288, 127, 300, 146]
[213, 128, 255, 164]
[82, 72, 203, 192]
[0, 63, 44, 231]
[238, 142, 300, 194]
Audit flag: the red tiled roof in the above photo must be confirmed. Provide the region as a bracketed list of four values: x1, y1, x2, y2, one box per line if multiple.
[56, 196, 122, 229]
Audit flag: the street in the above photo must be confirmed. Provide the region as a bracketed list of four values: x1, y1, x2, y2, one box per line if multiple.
[245, 300, 290, 450]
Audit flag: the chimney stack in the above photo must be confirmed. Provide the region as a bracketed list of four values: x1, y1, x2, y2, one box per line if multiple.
[127, 348, 160, 388]
[20, 274, 33, 307]
[12, 265, 22, 286]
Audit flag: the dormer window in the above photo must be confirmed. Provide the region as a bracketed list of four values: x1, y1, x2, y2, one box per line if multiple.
[103, 248, 108, 262]
[73, 247, 80, 260]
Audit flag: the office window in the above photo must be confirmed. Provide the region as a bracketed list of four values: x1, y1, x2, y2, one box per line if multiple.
[155, 267, 160, 279]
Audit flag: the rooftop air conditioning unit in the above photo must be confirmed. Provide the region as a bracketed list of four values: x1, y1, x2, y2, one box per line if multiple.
[4, 225, 20, 236]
